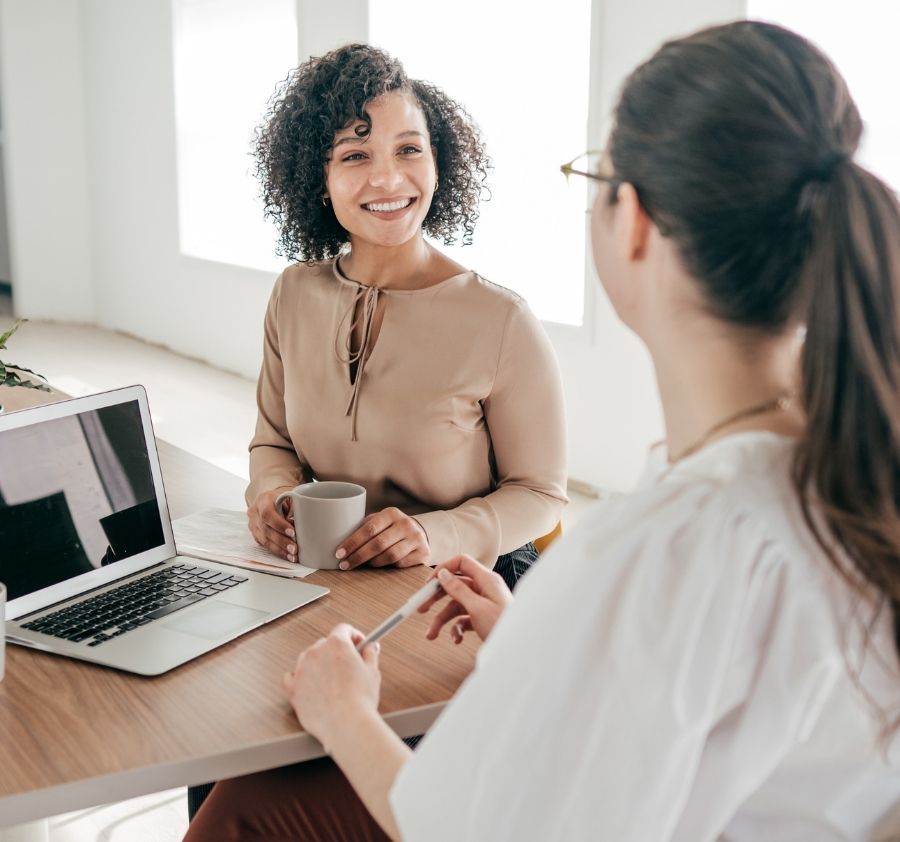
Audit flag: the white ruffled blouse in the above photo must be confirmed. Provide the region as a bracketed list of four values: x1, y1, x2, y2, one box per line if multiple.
[390, 433, 900, 841]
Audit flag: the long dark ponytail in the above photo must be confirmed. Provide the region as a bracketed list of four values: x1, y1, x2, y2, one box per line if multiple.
[796, 160, 900, 659]
[609, 21, 900, 683]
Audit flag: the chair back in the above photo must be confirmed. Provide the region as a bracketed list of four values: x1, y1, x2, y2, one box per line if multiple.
[533, 521, 562, 554]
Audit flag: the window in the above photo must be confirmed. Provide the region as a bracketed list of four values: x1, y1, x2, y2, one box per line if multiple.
[369, 1, 593, 325]
[748, 0, 900, 191]
[172, 0, 297, 272]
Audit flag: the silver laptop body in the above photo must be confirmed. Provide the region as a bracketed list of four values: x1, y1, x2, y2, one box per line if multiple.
[0, 385, 327, 675]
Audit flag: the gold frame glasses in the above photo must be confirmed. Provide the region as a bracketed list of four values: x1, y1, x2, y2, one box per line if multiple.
[560, 150, 618, 187]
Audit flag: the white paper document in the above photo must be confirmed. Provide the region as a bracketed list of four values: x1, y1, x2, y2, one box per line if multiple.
[172, 507, 315, 578]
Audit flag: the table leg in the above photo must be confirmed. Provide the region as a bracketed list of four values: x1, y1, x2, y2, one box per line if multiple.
[0, 820, 49, 841]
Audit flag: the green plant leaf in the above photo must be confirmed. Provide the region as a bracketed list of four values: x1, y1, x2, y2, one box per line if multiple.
[3, 371, 51, 391]
[5, 362, 45, 378]
[0, 320, 50, 391]
[0, 318, 27, 350]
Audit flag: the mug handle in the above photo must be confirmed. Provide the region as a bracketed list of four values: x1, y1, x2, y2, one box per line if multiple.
[274, 491, 293, 519]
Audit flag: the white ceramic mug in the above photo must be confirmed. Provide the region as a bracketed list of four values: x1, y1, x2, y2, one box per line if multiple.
[0, 581, 6, 682]
[275, 482, 366, 570]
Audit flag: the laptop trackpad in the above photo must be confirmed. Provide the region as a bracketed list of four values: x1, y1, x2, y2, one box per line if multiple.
[162, 602, 267, 640]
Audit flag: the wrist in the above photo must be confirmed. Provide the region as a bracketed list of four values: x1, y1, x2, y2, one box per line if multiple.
[323, 700, 383, 758]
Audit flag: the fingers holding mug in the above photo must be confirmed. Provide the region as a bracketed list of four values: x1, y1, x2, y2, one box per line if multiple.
[248, 486, 296, 561]
[275, 482, 367, 570]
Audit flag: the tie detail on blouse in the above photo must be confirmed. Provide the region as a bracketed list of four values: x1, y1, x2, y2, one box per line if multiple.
[334, 282, 382, 442]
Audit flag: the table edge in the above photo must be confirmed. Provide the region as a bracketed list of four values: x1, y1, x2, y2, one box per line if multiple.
[0, 701, 445, 826]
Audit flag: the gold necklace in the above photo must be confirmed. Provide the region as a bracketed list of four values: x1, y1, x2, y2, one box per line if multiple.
[669, 394, 793, 464]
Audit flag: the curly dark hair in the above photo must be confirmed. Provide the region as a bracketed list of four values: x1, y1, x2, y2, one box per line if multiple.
[253, 43, 490, 263]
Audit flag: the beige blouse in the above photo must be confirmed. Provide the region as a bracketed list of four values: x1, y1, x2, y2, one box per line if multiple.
[246, 259, 567, 565]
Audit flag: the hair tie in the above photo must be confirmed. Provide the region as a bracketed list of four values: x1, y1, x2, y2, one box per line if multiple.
[807, 150, 849, 183]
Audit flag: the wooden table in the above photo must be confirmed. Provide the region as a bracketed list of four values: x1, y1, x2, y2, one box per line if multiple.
[0, 438, 478, 827]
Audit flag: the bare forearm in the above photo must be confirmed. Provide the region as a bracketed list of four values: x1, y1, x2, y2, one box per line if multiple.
[325, 707, 412, 840]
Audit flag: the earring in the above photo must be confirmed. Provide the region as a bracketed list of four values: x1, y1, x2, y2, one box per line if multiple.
[322, 196, 330, 206]
[434, 179, 439, 192]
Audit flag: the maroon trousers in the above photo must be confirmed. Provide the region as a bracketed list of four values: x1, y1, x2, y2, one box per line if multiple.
[183, 756, 390, 842]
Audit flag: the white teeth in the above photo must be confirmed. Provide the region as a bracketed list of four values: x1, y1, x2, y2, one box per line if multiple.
[364, 198, 413, 213]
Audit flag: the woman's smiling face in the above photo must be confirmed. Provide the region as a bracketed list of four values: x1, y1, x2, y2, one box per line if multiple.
[324, 91, 437, 250]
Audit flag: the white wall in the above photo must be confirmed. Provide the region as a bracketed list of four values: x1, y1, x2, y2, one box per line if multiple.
[0, 34, 10, 284]
[0, 137, 11, 284]
[0, 0, 744, 491]
[78, 0, 274, 376]
[297, 0, 367, 58]
[0, 0, 93, 319]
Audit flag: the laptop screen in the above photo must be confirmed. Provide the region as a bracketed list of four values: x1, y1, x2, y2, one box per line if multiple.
[0, 399, 165, 600]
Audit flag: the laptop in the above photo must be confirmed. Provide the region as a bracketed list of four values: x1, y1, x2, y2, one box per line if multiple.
[0, 385, 328, 675]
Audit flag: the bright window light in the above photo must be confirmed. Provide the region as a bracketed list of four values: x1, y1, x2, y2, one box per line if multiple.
[173, 0, 297, 272]
[369, 1, 592, 326]
[748, 1, 900, 191]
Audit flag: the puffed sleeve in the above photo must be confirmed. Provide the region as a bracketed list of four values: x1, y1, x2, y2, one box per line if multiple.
[391, 486, 843, 841]
[245, 273, 309, 505]
[413, 298, 568, 563]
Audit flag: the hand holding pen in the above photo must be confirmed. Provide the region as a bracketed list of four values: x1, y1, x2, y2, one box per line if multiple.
[355, 577, 444, 652]
[356, 554, 514, 651]
[285, 556, 515, 748]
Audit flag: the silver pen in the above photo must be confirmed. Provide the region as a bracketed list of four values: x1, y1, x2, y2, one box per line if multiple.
[356, 578, 444, 652]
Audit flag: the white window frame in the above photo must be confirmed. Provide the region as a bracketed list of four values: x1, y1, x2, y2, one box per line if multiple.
[546, 0, 606, 350]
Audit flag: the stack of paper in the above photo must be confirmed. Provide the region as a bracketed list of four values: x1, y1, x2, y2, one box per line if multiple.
[172, 507, 315, 578]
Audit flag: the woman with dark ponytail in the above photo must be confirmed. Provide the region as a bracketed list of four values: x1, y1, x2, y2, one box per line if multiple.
[185, 21, 900, 841]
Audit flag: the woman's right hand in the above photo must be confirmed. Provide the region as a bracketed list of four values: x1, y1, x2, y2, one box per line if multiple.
[248, 486, 298, 562]
[418, 554, 513, 644]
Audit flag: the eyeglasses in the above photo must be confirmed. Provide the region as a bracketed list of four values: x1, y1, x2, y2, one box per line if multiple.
[560, 150, 672, 235]
[560, 150, 618, 188]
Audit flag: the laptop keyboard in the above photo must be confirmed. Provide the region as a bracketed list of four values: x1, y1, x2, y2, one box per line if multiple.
[20, 563, 248, 647]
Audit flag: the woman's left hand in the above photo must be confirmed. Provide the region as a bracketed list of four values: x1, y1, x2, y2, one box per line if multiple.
[283, 624, 381, 747]
[335, 507, 430, 569]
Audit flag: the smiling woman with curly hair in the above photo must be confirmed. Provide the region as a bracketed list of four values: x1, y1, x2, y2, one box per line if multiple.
[243, 43, 567, 586]
[255, 44, 488, 262]
[186, 42, 568, 824]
